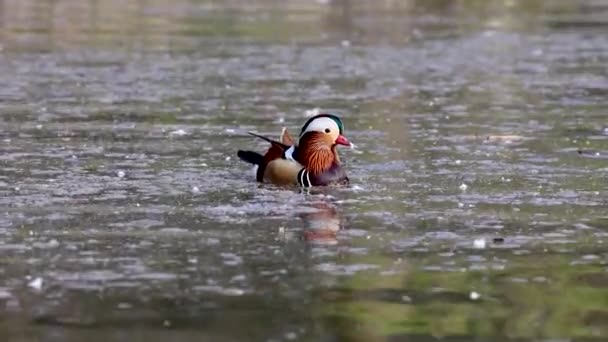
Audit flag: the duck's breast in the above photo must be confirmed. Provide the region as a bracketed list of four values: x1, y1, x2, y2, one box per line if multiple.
[310, 163, 349, 186]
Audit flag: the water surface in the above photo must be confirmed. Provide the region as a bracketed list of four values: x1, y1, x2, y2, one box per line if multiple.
[1, 0, 608, 341]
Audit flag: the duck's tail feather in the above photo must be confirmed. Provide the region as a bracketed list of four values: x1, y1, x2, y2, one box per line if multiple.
[237, 150, 264, 165]
[248, 132, 290, 150]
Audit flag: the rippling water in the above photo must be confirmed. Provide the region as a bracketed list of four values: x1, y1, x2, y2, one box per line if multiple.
[1, 0, 608, 341]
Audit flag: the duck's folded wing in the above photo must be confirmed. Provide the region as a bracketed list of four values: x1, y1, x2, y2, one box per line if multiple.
[245, 132, 291, 182]
[264, 159, 305, 185]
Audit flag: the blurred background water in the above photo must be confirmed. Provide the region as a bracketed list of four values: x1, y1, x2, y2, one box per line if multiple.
[1, 0, 608, 341]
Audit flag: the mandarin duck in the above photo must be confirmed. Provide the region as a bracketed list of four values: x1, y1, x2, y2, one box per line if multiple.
[237, 114, 352, 187]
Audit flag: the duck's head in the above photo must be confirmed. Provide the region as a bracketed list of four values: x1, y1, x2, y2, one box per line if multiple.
[298, 114, 352, 148]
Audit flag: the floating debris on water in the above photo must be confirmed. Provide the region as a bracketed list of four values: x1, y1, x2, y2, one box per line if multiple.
[169, 129, 188, 136]
[193, 285, 246, 296]
[33, 239, 60, 249]
[117, 170, 126, 178]
[27, 277, 43, 291]
[470, 291, 481, 300]
[473, 238, 486, 249]
[304, 107, 321, 117]
[117, 302, 132, 309]
[492, 237, 505, 244]
[459, 183, 468, 191]
[0, 289, 13, 300]
[485, 135, 524, 144]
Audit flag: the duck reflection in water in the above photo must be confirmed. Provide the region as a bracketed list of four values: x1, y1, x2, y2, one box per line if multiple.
[298, 201, 342, 245]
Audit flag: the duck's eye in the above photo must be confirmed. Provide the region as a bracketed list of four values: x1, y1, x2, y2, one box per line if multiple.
[324, 128, 331, 133]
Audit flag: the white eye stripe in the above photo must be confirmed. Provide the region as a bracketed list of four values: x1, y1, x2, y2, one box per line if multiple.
[301, 117, 339, 135]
